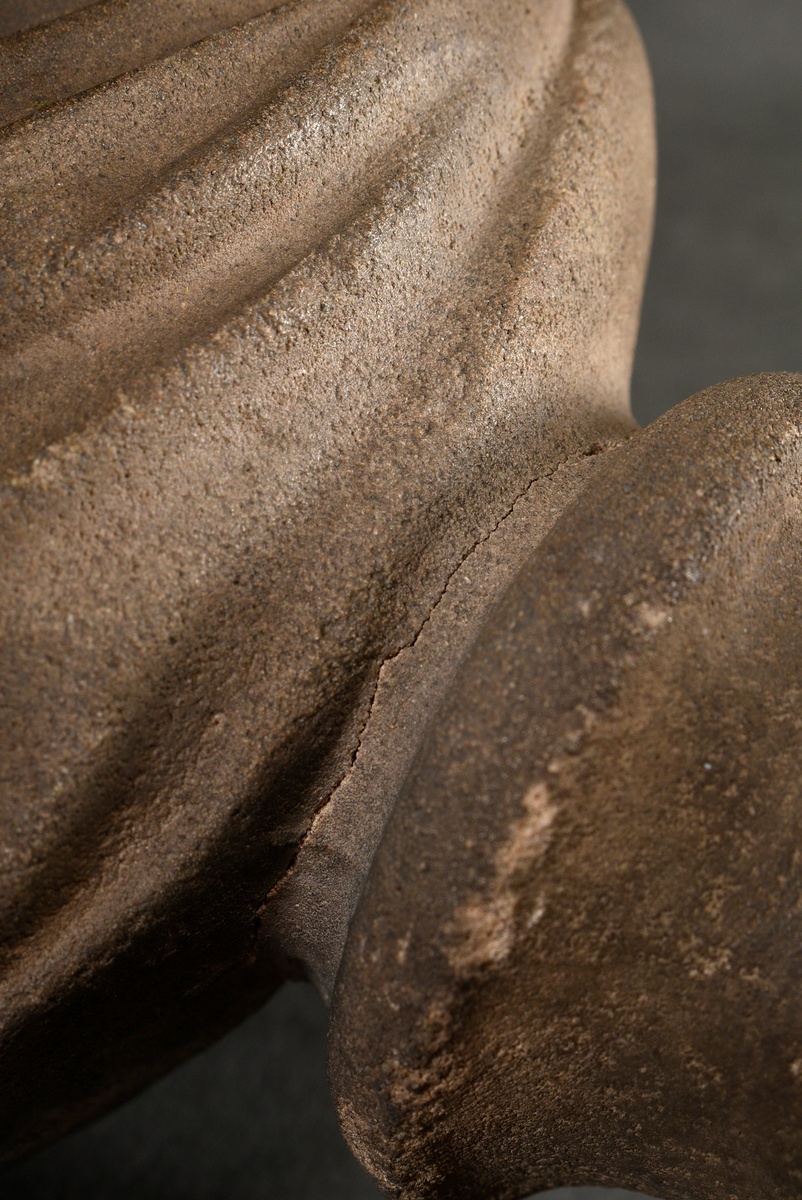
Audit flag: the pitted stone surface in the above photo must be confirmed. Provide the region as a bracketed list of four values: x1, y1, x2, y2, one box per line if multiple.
[4, 9, 802, 1200]
[0, 0, 654, 1166]
[331, 373, 802, 1200]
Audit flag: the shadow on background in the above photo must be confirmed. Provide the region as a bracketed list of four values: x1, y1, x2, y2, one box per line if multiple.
[1, 0, 799, 1197]
[2, 984, 655, 1200]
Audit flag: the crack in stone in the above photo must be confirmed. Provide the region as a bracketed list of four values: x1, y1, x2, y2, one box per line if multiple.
[254, 439, 615, 945]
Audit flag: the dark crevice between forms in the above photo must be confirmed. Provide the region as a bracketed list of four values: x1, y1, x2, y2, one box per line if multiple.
[252, 435, 619, 989]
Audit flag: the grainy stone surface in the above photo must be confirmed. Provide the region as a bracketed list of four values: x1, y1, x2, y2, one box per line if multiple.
[331, 372, 802, 1199]
[0, 0, 654, 1169]
[4, 4, 801, 1200]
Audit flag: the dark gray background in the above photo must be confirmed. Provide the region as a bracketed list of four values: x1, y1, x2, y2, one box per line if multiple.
[3, 1, 800, 1196]
[629, 0, 800, 425]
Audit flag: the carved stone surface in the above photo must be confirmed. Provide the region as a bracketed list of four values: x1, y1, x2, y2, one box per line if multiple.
[332, 372, 802, 1199]
[1, 3, 800, 1199]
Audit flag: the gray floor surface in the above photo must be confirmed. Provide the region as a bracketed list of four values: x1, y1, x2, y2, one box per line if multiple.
[2, 0, 800, 1196]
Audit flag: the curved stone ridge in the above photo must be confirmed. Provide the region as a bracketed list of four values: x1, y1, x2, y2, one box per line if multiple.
[4, 8, 801, 1199]
[0, 0, 297, 120]
[0, 0, 656, 1174]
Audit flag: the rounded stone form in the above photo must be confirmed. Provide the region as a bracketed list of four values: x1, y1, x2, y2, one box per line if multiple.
[0, 0, 654, 1165]
[331, 372, 802, 1200]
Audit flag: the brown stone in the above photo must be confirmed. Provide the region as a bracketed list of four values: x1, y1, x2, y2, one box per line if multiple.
[331, 371, 802, 1199]
[1, 3, 800, 1199]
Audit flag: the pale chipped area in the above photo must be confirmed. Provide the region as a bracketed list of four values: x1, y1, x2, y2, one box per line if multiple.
[790, 1058, 802, 1080]
[527, 896, 547, 928]
[679, 933, 733, 980]
[449, 894, 516, 972]
[396, 930, 411, 965]
[636, 600, 671, 631]
[497, 782, 558, 878]
[448, 782, 557, 976]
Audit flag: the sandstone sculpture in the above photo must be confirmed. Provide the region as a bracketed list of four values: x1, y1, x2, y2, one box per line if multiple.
[1, 2, 800, 1198]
